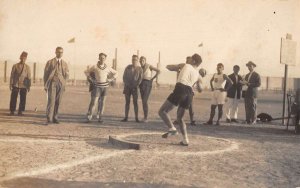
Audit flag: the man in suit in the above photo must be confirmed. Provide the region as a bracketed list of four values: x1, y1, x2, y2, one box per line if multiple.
[44, 47, 69, 124]
[9, 51, 31, 116]
[225, 65, 242, 123]
[242, 61, 261, 124]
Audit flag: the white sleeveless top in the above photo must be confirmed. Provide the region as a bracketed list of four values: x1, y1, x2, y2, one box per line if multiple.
[177, 64, 199, 88]
[212, 73, 226, 89]
[142, 63, 152, 80]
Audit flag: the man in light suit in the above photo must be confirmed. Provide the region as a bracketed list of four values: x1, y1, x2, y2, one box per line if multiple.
[9, 51, 31, 116]
[242, 61, 261, 124]
[44, 47, 69, 124]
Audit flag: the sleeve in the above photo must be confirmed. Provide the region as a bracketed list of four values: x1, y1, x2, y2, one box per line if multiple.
[249, 74, 261, 88]
[210, 73, 215, 90]
[109, 67, 118, 80]
[43, 62, 50, 86]
[64, 63, 69, 80]
[123, 66, 128, 85]
[27, 65, 31, 80]
[84, 66, 91, 77]
[10, 65, 16, 86]
[252, 73, 261, 88]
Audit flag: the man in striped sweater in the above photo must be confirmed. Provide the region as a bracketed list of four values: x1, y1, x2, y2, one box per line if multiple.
[85, 53, 118, 123]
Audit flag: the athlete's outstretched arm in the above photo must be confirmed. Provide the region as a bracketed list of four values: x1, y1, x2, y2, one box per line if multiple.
[166, 63, 185, 72]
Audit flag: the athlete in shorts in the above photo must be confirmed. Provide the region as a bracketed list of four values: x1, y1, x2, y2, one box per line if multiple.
[205, 63, 233, 126]
[158, 53, 202, 146]
[167, 59, 206, 126]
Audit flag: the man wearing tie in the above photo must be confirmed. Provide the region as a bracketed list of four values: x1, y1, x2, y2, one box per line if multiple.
[241, 61, 261, 124]
[44, 47, 69, 124]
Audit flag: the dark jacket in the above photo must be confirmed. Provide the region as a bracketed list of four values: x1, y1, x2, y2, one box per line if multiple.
[245, 71, 261, 98]
[226, 73, 242, 99]
[123, 65, 143, 89]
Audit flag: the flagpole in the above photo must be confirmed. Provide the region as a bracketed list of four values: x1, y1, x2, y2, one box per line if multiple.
[73, 42, 76, 86]
[68, 37, 76, 86]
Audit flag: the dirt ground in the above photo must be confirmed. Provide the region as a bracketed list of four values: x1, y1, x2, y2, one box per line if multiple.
[0, 85, 299, 188]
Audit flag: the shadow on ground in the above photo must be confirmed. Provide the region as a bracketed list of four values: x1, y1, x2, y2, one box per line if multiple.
[1, 177, 197, 188]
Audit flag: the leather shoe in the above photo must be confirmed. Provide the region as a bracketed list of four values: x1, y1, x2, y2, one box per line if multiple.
[53, 119, 60, 124]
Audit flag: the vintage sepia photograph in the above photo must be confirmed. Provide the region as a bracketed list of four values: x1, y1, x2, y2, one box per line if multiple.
[0, 0, 300, 187]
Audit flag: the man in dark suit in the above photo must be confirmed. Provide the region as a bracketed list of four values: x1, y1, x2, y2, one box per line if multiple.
[225, 65, 242, 123]
[241, 61, 261, 124]
[43, 47, 69, 124]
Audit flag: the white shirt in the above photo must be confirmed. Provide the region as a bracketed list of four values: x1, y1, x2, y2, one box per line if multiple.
[142, 63, 152, 80]
[85, 63, 118, 87]
[212, 73, 226, 89]
[177, 64, 200, 87]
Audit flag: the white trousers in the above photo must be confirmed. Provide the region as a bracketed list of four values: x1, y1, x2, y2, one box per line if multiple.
[226, 97, 239, 119]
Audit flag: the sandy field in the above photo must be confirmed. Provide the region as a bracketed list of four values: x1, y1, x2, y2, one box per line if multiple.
[0, 85, 299, 188]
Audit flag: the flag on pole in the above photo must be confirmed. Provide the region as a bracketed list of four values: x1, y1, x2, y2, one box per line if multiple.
[68, 37, 75, 43]
[198, 43, 203, 47]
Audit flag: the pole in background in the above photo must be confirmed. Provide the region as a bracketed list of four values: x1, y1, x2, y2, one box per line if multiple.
[68, 37, 76, 86]
[156, 51, 161, 84]
[281, 33, 294, 126]
[137, 50, 139, 57]
[115, 48, 118, 70]
[4, 61, 7, 83]
[33, 62, 36, 84]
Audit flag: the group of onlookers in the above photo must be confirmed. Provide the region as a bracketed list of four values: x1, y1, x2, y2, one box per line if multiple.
[8, 48, 261, 146]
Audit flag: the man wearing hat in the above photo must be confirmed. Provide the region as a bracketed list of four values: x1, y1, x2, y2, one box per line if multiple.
[44, 47, 69, 124]
[9, 51, 31, 116]
[84, 52, 118, 123]
[241, 61, 261, 124]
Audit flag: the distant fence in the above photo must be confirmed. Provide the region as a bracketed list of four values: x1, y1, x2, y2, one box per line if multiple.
[1, 60, 300, 92]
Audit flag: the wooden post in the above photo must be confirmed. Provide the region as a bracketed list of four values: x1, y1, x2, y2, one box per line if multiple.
[33, 62, 36, 84]
[115, 48, 118, 70]
[282, 34, 292, 126]
[4, 61, 7, 83]
[156, 51, 161, 84]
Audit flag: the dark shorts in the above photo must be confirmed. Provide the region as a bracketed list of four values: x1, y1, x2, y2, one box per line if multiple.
[123, 86, 138, 96]
[167, 83, 193, 109]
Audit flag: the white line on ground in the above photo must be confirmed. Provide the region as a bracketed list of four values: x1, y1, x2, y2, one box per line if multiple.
[0, 138, 83, 143]
[117, 132, 240, 156]
[0, 150, 133, 182]
[0, 132, 240, 182]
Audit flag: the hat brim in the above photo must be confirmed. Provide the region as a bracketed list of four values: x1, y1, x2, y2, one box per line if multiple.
[246, 63, 256, 67]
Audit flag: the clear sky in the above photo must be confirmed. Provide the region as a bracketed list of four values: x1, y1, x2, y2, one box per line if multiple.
[0, 0, 299, 83]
